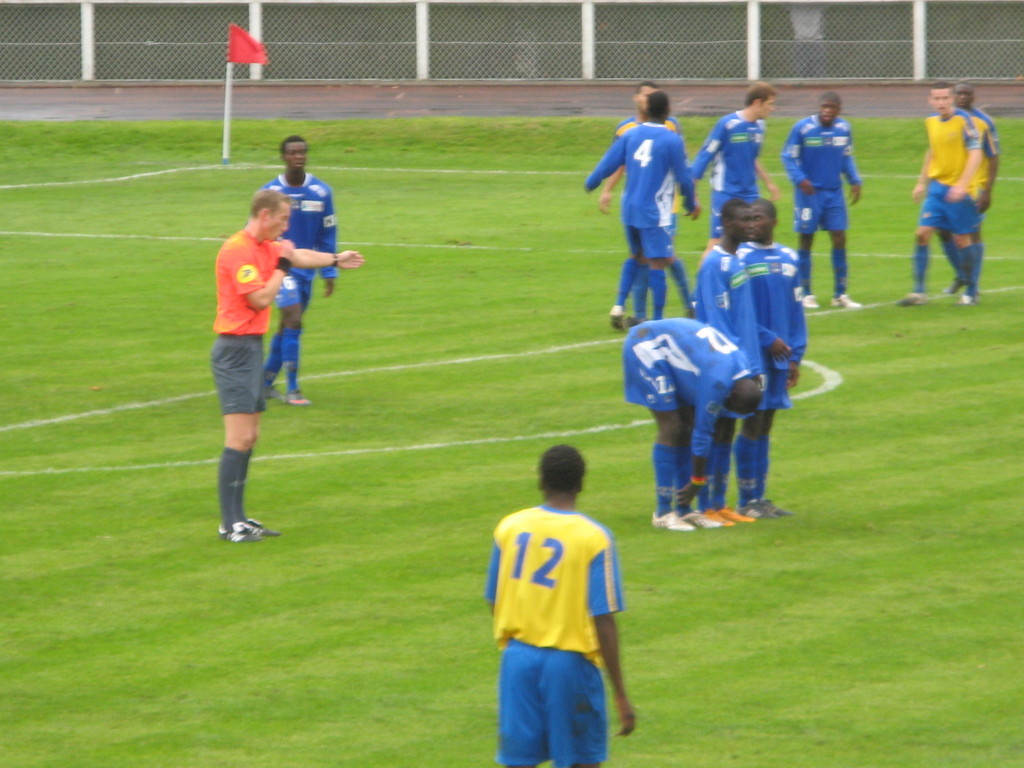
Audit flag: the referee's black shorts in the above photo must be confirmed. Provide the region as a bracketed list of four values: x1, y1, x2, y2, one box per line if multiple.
[211, 334, 265, 415]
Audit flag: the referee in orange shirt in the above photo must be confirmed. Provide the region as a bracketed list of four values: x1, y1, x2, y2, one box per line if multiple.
[212, 189, 364, 542]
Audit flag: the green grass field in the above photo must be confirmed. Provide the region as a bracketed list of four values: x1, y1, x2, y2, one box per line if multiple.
[1, 115, 1022, 768]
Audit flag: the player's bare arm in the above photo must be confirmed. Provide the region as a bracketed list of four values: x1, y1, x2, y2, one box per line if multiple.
[594, 613, 635, 737]
[291, 248, 365, 270]
[600, 166, 626, 214]
[913, 150, 931, 203]
[947, 148, 982, 203]
[755, 160, 781, 201]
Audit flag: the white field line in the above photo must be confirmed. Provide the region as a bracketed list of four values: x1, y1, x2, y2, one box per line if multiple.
[0, 357, 842, 479]
[1, 163, 1023, 192]
[0, 229, 1018, 263]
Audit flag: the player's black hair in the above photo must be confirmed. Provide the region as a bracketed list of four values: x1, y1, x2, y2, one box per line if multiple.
[280, 135, 307, 154]
[636, 80, 659, 92]
[539, 445, 585, 494]
[751, 197, 777, 220]
[820, 91, 842, 106]
[931, 81, 953, 92]
[725, 377, 763, 416]
[646, 91, 670, 122]
[720, 197, 750, 223]
[954, 81, 974, 93]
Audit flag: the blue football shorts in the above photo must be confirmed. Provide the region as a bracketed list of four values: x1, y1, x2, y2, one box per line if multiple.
[758, 364, 792, 411]
[918, 180, 981, 235]
[274, 273, 314, 310]
[793, 186, 847, 234]
[624, 223, 674, 262]
[497, 640, 608, 768]
[709, 190, 758, 238]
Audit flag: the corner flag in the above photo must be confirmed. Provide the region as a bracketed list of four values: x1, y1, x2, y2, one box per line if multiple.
[227, 23, 268, 65]
[223, 24, 267, 164]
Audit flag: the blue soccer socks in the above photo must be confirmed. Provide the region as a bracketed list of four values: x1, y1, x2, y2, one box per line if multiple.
[912, 243, 929, 294]
[963, 242, 984, 298]
[831, 248, 848, 297]
[648, 268, 667, 321]
[734, 434, 759, 508]
[652, 443, 682, 517]
[282, 328, 303, 392]
[797, 249, 812, 294]
[616, 258, 639, 308]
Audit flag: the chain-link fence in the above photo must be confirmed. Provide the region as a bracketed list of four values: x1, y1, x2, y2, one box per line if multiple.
[2, 1, 1023, 83]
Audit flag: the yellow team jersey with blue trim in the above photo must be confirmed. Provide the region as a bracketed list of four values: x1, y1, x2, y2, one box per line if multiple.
[925, 109, 981, 193]
[968, 108, 999, 192]
[486, 505, 625, 663]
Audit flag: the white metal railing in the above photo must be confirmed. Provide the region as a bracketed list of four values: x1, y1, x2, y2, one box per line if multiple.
[1, 0, 1022, 83]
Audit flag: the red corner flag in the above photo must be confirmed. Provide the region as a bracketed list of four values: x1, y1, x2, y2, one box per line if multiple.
[227, 24, 267, 65]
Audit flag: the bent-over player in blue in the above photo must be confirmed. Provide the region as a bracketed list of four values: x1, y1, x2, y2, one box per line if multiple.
[262, 136, 339, 406]
[623, 317, 762, 532]
[735, 199, 807, 519]
[486, 445, 634, 767]
[781, 91, 863, 309]
[585, 90, 698, 323]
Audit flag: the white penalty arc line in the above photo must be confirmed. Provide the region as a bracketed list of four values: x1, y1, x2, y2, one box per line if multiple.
[0, 358, 842, 479]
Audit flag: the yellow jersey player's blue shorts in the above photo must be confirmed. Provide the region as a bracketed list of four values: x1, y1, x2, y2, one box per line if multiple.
[497, 639, 607, 768]
[919, 179, 981, 235]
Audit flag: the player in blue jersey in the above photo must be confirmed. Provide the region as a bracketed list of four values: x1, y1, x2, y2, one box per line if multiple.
[781, 91, 863, 310]
[585, 91, 699, 324]
[937, 81, 1000, 304]
[623, 317, 762, 532]
[690, 82, 781, 259]
[735, 199, 807, 519]
[692, 198, 774, 525]
[261, 136, 339, 405]
[599, 82, 695, 327]
[486, 445, 635, 767]
[898, 82, 983, 307]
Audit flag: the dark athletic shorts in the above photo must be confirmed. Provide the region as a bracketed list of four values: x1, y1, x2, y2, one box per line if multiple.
[211, 334, 266, 415]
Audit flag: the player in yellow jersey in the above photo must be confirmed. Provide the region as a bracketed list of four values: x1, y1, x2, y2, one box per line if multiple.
[937, 81, 1000, 304]
[485, 445, 634, 767]
[898, 82, 982, 307]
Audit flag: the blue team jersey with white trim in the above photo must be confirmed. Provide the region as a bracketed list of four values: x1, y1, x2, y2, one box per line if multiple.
[623, 318, 752, 458]
[694, 246, 763, 376]
[690, 112, 766, 197]
[585, 122, 696, 227]
[485, 505, 624, 662]
[739, 242, 808, 371]
[781, 115, 862, 190]
[262, 173, 338, 280]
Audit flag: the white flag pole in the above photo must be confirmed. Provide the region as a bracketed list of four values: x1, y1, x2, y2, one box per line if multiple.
[222, 61, 233, 165]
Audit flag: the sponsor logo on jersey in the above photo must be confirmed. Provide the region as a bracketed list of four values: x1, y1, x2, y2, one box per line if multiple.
[301, 200, 324, 212]
[805, 137, 824, 147]
[236, 264, 258, 284]
[323, 214, 337, 228]
[730, 133, 751, 143]
[746, 262, 770, 277]
[833, 136, 849, 146]
[715, 292, 731, 309]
